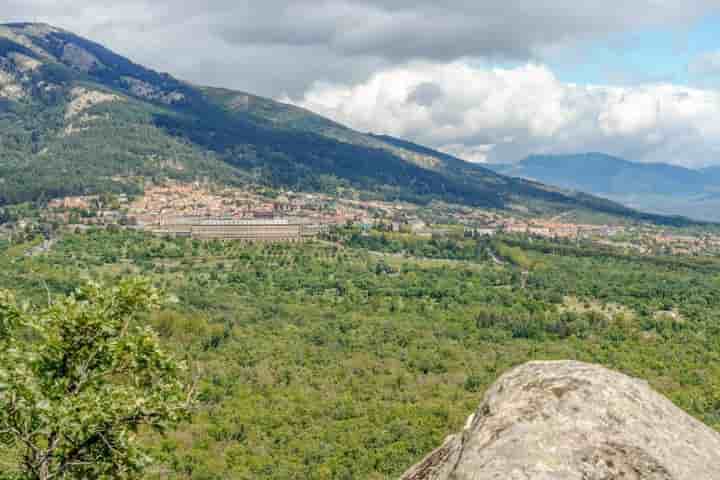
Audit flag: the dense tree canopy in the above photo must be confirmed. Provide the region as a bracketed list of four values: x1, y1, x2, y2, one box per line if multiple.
[2, 228, 720, 478]
[0, 278, 194, 480]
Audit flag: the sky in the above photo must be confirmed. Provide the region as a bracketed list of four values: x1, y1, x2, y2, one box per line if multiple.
[3, 0, 720, 167]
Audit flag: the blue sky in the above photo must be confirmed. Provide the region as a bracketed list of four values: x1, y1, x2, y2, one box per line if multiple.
[552, 13, 720, 88]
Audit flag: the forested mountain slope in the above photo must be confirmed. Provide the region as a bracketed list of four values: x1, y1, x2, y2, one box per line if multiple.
[0, 23, 693, 224]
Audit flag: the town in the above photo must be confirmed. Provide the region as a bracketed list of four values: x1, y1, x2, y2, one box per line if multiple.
[2, 180, 720, 256]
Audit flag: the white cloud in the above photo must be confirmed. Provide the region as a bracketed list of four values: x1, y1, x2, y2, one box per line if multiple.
[2, 0, 719, 97]
[690, 51, 720, 76]
[291, 62, 720, 167]
[5, 2, 720, 166]
[441, 144, 496, 164]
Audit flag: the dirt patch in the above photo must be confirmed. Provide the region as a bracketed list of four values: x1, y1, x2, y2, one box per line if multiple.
[65, 87, 122, 119]
[560, 296, 636, 322]
[9, 52, 42, 72]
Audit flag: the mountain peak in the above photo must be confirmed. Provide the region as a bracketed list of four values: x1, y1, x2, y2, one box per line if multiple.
[1, 21, 59, 28]
[528, 152, 623, 161]
[0, 22, 66, 41]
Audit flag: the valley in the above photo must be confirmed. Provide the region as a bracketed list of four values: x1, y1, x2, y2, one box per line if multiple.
[2, 18, 720, 480]
[3, 221, 720, 478]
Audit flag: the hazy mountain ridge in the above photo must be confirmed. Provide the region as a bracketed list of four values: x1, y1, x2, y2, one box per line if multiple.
[489, 153, 720, 221]
[0, 23, 695, 224]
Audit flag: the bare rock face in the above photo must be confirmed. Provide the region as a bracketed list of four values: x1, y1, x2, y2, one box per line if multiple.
[61, 43, 102, 72]
[401, 361, 720, 480]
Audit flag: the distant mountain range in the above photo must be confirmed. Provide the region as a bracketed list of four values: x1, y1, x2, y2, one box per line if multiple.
[488, 154, 720, 221]
[0, 23, 697, 225]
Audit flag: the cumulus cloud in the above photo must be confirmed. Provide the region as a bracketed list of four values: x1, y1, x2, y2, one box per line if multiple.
[2, 0, 719, 97]
[291, 62, 720, 167]
[214, 0, 715, 60]
[4, 1, 720, 166]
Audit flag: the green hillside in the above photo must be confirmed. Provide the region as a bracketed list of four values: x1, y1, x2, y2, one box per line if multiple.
[0, 23, 695, 224]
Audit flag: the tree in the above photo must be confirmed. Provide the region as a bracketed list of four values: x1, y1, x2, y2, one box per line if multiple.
[0, 278, 194, 480]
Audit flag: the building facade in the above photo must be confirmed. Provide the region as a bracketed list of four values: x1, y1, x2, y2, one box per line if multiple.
[152, 217, 324, 242]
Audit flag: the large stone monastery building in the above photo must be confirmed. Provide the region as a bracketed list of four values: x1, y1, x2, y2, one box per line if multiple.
[152, 217, 324, 242]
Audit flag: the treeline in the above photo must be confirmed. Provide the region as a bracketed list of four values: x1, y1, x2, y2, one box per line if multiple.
[339, 230, 492, 261]
[502, 236, 720, 274]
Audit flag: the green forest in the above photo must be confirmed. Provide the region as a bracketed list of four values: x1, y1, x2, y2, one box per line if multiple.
[2, 228, 720, 479]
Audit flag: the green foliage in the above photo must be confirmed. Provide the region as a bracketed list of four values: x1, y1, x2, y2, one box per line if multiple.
[493, 242, 537, 270]
[4, 226, 720, 478]
[0, 91, 245, 205]
[0, 278, 193, 480]
[342, 230, 491, 262]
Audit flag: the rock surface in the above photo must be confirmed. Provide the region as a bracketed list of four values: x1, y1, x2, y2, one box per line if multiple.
[401, 361, 720, 479]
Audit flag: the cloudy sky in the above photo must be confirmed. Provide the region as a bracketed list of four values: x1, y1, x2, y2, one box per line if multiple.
[4, 1, 720, 166]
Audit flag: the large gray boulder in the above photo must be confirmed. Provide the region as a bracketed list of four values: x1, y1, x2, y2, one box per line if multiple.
[401, 361, 720, 479]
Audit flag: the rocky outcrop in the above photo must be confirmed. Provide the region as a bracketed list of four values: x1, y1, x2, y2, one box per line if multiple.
[61, 43, 102, 72]
[122, 76, 186, 105]
[401, 361, 720, 480]
[0, 69, 24, 100]
[8, 52, 42, 72]
[65, 87, 122, 119]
